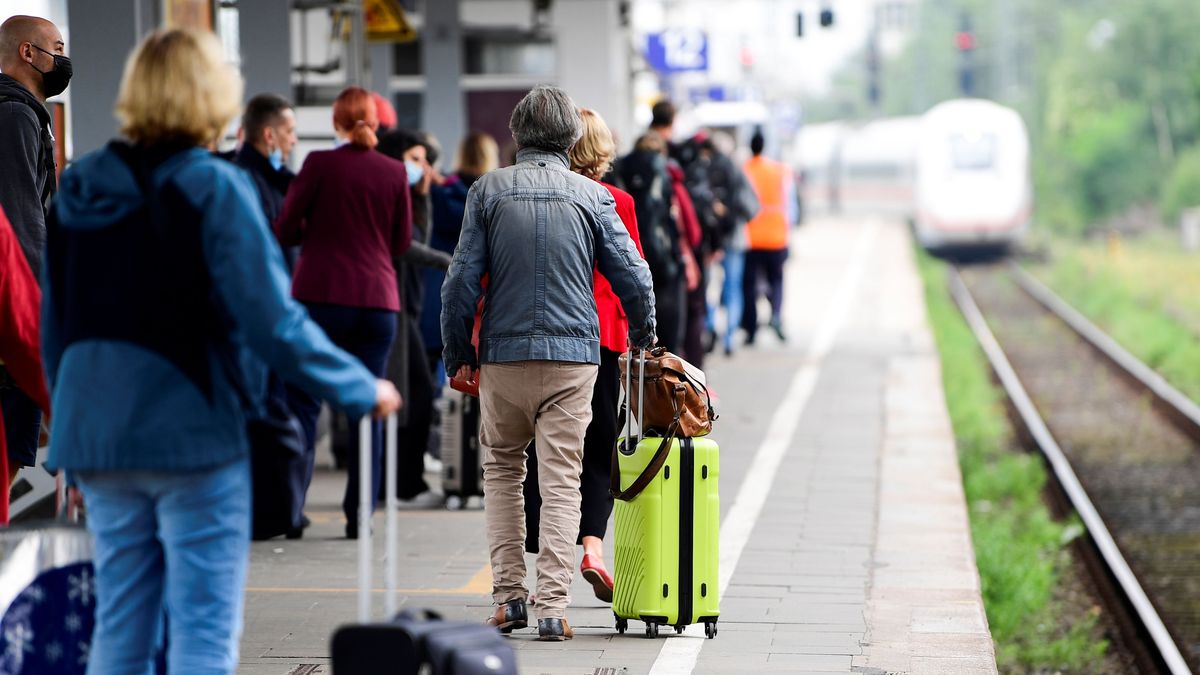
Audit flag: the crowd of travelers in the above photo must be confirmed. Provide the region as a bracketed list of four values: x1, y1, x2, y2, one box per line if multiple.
[0, 17, 797, 674]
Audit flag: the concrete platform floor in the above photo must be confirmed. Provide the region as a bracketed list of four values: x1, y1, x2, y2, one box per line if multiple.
[238, 218, 996, 674]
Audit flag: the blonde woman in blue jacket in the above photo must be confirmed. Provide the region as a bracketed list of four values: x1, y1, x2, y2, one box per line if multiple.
[42, 30, 401, 675]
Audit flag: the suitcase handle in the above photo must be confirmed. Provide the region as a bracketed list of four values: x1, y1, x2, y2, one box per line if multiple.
[611, 350, 675, 502]
[622, 348, 645, 451]
[358, 413, 399, 623]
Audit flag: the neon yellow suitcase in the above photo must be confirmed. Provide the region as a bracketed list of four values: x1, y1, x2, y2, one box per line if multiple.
[612, 351, 720, 638]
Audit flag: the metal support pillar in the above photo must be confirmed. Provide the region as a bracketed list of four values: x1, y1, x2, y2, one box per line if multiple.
[370, 43, 392, 101]
[66, 0, 157, 156]
[238, 0, 292, 100]
[420, 0, 464, 172]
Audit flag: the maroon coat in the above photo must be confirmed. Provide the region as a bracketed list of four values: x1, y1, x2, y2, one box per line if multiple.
[275, 145, 413, 312]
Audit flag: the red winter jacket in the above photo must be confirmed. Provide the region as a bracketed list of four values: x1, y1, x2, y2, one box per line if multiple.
[596, 183, 645, 353]
[0, 206, 51, 524]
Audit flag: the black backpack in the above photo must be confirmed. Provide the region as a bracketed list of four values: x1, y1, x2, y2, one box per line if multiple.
[617, 150, 680, 283]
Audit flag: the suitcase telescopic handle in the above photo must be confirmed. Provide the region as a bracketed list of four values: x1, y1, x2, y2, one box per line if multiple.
[358, 413, 400, 623]
[638, 349, 646, 435]
[625, 348, 633, 446]
[624, 347, 646, 449]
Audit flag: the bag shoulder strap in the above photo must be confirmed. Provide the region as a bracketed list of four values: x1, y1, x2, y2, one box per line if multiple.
[609, 418, 679, 502]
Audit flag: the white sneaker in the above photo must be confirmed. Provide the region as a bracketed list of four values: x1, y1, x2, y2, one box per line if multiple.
[424, 455, 444, 475]
[397, 490, 445, 510]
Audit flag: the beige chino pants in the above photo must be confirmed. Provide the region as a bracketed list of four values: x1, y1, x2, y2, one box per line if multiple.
[478, 360, 598, 620]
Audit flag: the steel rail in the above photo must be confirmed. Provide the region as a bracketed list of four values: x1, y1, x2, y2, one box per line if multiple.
[947, 266, 1191, 675]
[1009, 263, 1200, 442]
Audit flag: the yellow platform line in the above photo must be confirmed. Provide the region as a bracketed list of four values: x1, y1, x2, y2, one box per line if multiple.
[246, 563, 492, 596]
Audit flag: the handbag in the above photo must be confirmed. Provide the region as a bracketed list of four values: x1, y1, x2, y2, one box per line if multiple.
[618, 347, 715, 438]
[610, 348, 717, 502]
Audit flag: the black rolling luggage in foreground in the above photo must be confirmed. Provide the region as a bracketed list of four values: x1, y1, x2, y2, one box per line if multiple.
[330, 415, 515, 675]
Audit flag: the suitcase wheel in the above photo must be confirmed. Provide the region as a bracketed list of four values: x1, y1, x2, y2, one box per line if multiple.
[674, 625, 684, 635]
[444, 495, 464, 510]
[704, 621, 718, 639]
[615, 617, 627, 635]
[644, 622, 659, 639]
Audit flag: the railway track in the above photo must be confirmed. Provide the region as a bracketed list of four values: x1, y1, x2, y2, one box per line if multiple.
[949, 262, 1199, 675]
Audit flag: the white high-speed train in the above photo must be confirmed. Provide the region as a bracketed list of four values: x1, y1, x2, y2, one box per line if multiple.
[793, 99, 1032, 252]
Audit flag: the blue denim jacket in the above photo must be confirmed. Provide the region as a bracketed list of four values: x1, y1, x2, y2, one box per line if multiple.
[440, 148, 655, 372]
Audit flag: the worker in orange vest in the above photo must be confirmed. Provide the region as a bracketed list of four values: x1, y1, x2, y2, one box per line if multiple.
[741, 131, 794, 344]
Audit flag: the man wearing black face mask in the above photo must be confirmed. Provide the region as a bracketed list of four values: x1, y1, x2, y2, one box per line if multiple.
[0, 15, 70, 492]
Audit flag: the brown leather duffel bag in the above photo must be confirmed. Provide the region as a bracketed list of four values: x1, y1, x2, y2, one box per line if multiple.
[618, 348, 715, 438]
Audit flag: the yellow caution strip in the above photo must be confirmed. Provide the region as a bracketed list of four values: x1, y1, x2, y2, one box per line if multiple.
[246, 564, 492, 596]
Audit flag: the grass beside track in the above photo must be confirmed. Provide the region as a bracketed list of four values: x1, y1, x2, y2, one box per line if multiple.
[1028, 234, 1200, 404]
[917, 251, 1109, 672]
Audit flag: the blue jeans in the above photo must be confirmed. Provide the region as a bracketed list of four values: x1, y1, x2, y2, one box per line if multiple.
[286, 303, 396, 526]
[77, 458, 250, 675]
[720, 249, 745, 351]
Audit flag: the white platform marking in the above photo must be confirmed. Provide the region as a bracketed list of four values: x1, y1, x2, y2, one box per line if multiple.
[648, 221, 880, 674]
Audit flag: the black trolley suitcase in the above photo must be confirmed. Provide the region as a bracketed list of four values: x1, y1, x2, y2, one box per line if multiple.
[330, 415, 515, 674]
[439, 385, 483, 508]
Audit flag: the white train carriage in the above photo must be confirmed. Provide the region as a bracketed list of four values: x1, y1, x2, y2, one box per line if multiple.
[792, 122, 847, 218]
[792, 99, 1031, 252]
[836, 116, 922, 221]
[913, 99, 1031, 251]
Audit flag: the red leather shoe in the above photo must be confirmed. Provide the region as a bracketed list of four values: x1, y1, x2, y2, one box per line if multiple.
[580, 553, 614, 603]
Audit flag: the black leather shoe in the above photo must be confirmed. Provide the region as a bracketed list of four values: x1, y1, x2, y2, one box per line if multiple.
[537, 617, 574, 641]
[286, 514, 312, 540]
[485, 599, 528, 634]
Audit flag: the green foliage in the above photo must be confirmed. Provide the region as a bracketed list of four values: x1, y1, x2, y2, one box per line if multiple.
[917, 250, 1110, 672]
[1032, 0, 1200, 231]
[809, 0, 1200, 234]
[1161, 145, 1200, 225]
[1041, 101, 1161, 234]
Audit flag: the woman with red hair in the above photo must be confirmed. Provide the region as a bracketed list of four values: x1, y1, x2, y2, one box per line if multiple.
[275, 86, 413, 538]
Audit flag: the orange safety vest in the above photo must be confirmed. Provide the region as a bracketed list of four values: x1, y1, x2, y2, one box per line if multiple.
[743, 156, 790, 250]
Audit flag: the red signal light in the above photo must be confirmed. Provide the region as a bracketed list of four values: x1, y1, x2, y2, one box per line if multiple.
[956, 31, 975, 51]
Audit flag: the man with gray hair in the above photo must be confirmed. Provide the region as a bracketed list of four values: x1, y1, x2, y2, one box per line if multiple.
[442, 85, 655, 640]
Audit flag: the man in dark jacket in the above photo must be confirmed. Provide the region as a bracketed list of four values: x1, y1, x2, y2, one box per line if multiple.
[233, 94, 309, 540]
[234, 94, 297, 225]
[616, 133, 688, 353]
[0, 15, 69, 489]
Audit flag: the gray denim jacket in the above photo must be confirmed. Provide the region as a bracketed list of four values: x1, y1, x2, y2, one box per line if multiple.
[440, 148, 656, 372]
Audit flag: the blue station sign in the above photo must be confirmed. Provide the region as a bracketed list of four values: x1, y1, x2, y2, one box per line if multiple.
[645, 29, 709, 74]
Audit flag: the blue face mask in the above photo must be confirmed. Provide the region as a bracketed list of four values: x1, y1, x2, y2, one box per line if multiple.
[268, 147, 285, 171]
[405, 160, 424, 186]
